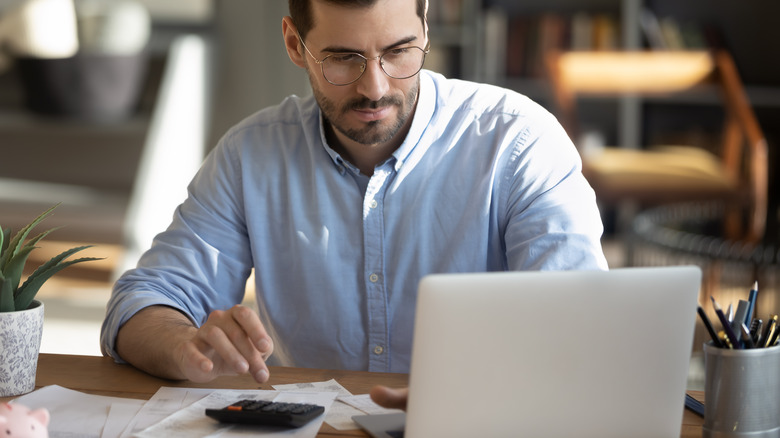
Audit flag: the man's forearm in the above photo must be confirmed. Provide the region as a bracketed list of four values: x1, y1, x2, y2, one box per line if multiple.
[115, 305, 198, 380]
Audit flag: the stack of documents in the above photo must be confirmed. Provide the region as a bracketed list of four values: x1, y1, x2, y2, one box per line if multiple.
[14, 380, 402, 437]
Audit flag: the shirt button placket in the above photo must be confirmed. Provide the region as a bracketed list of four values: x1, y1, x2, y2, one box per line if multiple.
[363, 167, 392, 372]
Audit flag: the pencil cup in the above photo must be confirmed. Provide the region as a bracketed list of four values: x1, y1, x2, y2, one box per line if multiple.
[703, 342, 780, 437]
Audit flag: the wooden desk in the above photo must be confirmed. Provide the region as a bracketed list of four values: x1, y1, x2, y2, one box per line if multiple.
[4, 354, 705, 437]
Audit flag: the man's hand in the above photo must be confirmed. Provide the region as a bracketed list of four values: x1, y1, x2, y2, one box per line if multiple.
[369, 385, 409, 411]
[176, 305, 274, 383]
[116, 305, 274, 383]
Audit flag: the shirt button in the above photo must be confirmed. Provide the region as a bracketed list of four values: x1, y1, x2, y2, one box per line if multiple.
[374, 345, 384, 355]
[370, 199, 378, 209]
[369, 273, 379, 283]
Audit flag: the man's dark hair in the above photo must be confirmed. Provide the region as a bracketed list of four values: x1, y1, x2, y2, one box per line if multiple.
[289, 0, 427, 40]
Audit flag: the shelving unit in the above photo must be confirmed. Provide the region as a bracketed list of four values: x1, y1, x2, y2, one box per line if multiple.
[429, 0, 779, 243]
[425, 0, 483, 80]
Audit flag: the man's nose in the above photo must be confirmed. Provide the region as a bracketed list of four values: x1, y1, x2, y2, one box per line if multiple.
[355, 58, 390, 101]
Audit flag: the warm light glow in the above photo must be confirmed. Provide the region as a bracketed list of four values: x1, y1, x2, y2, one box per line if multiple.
[3, 0, 79, 58]
[558, 51, 714, 93]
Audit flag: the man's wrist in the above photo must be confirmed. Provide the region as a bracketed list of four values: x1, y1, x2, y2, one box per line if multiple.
[116, 306, 199, 380]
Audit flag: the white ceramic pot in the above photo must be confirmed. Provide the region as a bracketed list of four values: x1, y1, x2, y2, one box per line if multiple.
[0, 300, 44, 397]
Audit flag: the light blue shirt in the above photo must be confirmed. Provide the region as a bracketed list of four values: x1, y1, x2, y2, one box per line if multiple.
[101, 70, 608, 373]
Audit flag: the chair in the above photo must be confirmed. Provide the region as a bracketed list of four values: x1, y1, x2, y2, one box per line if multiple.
[545, 50, 768, 244]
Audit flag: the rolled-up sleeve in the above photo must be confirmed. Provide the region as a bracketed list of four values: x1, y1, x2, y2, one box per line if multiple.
[100, 136, 254, 361]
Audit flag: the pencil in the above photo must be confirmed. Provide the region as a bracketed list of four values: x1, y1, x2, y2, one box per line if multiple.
[711, 296, 741, 349]
[745, 281, 758, 326]
[698, 306, 723, 348]
[727, 303, 734, 322]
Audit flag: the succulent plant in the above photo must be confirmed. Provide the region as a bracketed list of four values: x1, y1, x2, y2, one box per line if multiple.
[0, 204, 102, 312]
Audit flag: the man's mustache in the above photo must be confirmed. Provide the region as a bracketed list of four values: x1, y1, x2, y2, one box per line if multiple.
[345, 96, 403, 111]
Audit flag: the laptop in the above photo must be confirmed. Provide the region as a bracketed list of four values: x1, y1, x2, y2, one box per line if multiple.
[354, 266, 701, 438]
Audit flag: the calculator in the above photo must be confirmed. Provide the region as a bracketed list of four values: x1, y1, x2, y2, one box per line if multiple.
[205, 399, 325, 428]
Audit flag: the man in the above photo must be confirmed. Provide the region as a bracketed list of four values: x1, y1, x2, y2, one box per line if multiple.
[100, 0, 608, 391]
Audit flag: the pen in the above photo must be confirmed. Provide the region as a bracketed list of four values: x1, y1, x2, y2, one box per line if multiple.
[718, 330, 734, 349]
[762, 315, 777, 348]
[741, 323, 755, 349]
[698, 306, 723, 348]
[768, 316, 780, 347]
[684, 394, 705, 418]
[745, 281, 758, 326]
[751, 318, 763, 345]
[711, 296, 741, 348]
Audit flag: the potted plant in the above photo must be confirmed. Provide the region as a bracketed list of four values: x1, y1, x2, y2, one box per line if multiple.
[0, 204, 102, 396]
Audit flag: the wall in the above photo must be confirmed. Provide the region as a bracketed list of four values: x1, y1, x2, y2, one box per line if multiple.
[208, 0, 310, 149]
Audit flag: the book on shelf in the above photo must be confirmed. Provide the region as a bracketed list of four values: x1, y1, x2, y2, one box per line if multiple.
[505, 14, 528, 77]
[591, 14, 619, 50]
[639, 8, 667, 49]
[428, 0, 463, 25]
[499, 11, 620, 79]
[570, 12, 593, 51]
[659, 17, 685, 50]
[639, 8, 716, 51]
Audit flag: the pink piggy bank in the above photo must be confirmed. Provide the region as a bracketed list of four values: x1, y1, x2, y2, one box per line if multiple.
[0, 403, 49, 438]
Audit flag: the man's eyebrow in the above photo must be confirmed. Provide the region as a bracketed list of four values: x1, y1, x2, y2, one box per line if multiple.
[321, 35, 419, 54]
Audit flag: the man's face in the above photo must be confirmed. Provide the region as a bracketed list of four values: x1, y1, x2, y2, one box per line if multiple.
[301, 0, 426, 147]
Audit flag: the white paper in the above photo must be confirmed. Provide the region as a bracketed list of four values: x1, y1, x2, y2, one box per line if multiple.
[134, 389, 337, 438]
[316, 400, 366, 430]
[271, 380, 400, 431]
[271, 379, 361, 430]
[12, 381, 369, 436]
[13, 385, 145, 438]
[104, 402, 144, 438]
[338, 394, 404, 416]
[119, 387, 215, 438]
[272, 379, 352, 398]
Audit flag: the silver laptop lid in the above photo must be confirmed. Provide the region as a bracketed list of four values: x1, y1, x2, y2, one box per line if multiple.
[405, 266, 701, 438]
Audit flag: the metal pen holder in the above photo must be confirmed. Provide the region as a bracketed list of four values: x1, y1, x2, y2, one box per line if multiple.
[703, 342, 780, 437]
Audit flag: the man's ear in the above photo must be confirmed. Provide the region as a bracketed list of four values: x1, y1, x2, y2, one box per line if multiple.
[282, 16, 306, 69]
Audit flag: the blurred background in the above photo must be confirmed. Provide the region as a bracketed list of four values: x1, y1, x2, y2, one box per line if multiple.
[0, 0, 777, 390]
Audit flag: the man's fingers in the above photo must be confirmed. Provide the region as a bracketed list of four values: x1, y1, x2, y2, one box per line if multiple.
[369, 386, 409, 411]
[175, 340, 217, 383]
[199, 321, 252, 372]
[195, 306, 273, 383]
[231, 305, 274, 357]
[226, 306, 273, 381]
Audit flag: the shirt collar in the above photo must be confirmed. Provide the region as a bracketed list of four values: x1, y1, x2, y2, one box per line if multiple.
[391, 70, 435, 169]
[318, 115, 351, 174]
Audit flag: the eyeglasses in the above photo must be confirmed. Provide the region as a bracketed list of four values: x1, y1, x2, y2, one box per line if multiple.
[297, 33, 430, 86]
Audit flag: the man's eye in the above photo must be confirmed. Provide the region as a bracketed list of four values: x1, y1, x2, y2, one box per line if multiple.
[387, 48, 409, 56]
[330, 53, 362, 63]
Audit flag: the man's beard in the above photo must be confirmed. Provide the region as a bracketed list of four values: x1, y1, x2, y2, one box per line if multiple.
[310, 75, 420, 146]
